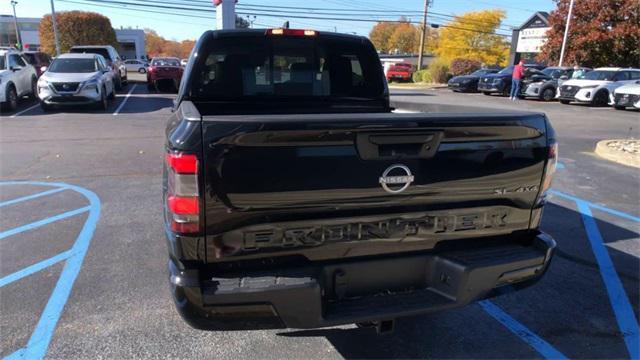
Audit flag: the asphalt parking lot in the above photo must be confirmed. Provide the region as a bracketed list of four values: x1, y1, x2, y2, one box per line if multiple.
[1, 77, 638, 359]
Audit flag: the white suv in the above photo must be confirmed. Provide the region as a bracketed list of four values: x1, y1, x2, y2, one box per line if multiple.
[558, 67, 640, 106]
[0, 48, 38, 111]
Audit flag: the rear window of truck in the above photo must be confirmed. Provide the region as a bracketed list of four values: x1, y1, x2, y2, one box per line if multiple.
[189, 35, 385, 101]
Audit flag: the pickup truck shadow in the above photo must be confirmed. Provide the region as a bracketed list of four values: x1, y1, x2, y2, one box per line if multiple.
[277, 201, 639, 359]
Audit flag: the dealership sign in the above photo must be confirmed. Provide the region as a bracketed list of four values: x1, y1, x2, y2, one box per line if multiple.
[516, 27, 550, 53]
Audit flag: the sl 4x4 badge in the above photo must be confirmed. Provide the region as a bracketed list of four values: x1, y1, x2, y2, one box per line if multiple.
[494, 185, 539, 195]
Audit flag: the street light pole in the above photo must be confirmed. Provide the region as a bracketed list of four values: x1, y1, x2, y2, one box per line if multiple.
[49, 0, 61, 56]
[417, 0, 429, 71]
[10, 1, 22, 49]
[558, 0, 574, 67]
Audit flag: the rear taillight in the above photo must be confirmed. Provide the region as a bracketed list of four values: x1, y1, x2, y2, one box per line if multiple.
[266, 28, 317, 36]
[148, 66, 155, 72]
[166, 151, 200, 234]
[537, 141, 558, 204]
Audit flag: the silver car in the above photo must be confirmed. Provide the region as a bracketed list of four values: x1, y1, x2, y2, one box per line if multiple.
[37, 53, 116, 111]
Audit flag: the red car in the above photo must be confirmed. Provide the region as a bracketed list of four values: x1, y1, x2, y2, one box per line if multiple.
[23, 51, 52, 78]
[147, 57, 183, 91]
[386, 64, 413, 82]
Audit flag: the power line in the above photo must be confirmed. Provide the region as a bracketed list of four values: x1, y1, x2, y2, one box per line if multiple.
[77, 0, 511, 37]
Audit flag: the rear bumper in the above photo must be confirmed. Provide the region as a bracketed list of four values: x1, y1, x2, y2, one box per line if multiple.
[477, 83, 504, 93]
[169, 231, 556, 330]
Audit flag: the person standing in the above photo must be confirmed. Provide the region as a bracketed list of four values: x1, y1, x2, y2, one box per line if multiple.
[510, 60, 524, 100]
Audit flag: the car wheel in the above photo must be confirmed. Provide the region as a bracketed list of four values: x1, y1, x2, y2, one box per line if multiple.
[614, 105, 626, 110]
[30, 77, 38, 99]
[593, 91, 608, 106]
[5, 85, 18, 111]
[96, 87, 108, 110]
[108, 87, 116, 100]
[483, 92, 491, 96]
[560, 100, 571, 104]
[541, 88, 555, 101]
[40, 101, 52, 112]
[138, 67, 146, 74]
[115, 76, 122, 91]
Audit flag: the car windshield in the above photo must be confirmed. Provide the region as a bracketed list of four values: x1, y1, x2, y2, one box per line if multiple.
[48, 58, 97, 73]
[0, 55, 5, 70]
[579, 70, 616, 81]
[70, 48, 111, 61]
[23, 53, 36, 64]
[190, 36, 384, 101]
[152, 59, 180, 66]
[498, 65, 514, 74]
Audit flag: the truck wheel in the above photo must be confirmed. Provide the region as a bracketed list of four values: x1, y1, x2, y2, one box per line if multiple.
[29, 77, 38, 99]
[593, 91, 608, 107]
[541, 88, 555, 101]
[560, 100, 570, 104]
[5, 85, 18, 111]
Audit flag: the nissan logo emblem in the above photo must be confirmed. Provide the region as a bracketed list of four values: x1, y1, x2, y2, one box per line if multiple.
[379, 164, 414, 194]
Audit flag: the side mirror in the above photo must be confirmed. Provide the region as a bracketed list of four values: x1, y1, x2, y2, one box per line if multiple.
[559, 75, 569, 80]
[10, 66, 22, 72]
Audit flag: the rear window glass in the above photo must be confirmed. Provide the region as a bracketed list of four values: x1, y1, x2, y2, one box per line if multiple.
[70, 47, 111, 61]
[152, 58, 180, 66]
[189, 36, 384, 100]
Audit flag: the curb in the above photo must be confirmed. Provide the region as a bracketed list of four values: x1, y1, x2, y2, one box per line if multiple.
[595, 140, 640, 168]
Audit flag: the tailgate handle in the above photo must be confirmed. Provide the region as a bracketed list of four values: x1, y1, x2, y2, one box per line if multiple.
[357, 132, 442, 160]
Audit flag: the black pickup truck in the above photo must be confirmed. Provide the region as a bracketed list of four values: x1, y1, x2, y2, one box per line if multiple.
[164, 29, 558, 332]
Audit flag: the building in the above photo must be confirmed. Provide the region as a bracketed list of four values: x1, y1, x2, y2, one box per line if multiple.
[115, 28, 146, 60]
[0, 15, 146, 59]
[508, 12, 550, 65]
[0, 15, 41, 50]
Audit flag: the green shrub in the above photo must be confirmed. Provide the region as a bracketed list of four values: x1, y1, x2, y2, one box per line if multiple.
[412, 70, 429, 83]
[427, 58, 450, 84]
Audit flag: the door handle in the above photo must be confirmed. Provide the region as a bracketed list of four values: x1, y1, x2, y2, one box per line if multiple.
[356, 132, 442, 160]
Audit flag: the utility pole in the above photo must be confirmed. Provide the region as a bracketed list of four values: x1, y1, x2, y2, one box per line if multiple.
[558, 0, 574, 67]
[50, 0, 61, 56]
[417, 0, 430, 71]
[10, 1, 22, 50]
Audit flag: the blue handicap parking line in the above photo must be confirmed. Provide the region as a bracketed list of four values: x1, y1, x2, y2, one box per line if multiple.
[0, 181, 101, 360]
[0, 206, 91, 240]
[0, 188, 67, 208]
[479, 300, 568, 359]
[550, 189, 640, 359]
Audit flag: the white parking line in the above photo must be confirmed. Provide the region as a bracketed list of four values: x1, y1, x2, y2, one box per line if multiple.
[9, 103, 40, 118]
[112, 84, 137, 116]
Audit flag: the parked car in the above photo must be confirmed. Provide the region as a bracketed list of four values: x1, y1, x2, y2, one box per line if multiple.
[611, 81, 640, 110]
[147, 57, 183, 91]
[37, 53, 115, 111]
[69, 45, 127, 90]
[164, 28, 557, 332]
[0, 47, 37, 111]
[180, 58, 188, 67]
[23, 51, 52, 78]
[447, 68, 499, 92]
[386, 64, 413, 82]
[124, 59, 149, 73]
[478, 65, 548, 96]
[558, 68, 640, 106]
[521, 67, 590, 101]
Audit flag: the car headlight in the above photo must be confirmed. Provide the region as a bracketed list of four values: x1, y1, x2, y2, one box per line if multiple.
[83, 79, 99, 90]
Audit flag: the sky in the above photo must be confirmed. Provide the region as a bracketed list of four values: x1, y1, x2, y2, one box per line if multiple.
[0, 0, 556, 42]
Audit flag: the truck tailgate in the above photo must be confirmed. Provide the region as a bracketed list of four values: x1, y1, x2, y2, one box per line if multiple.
[200, 111, 549, 261]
